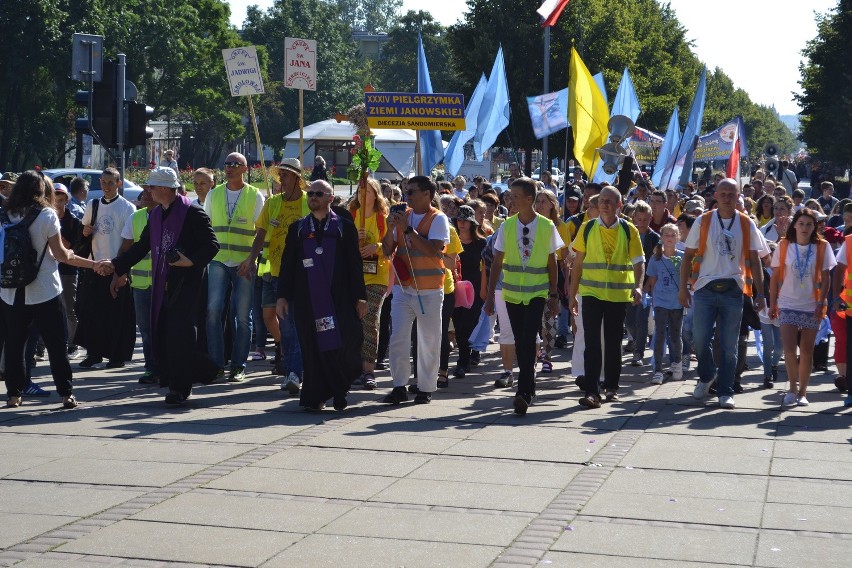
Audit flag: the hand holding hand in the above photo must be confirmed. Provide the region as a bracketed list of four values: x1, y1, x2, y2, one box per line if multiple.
[94, 260, 114, 276]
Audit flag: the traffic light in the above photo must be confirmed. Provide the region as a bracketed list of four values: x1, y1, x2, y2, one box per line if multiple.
[74, 59, 117, 147]
[126, 101, 154, 147]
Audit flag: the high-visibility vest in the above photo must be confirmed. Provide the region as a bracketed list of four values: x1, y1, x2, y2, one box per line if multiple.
[689, 210, 754, 295]
[209, 183, 261, 264]
[257, 193, 308, 277]
[394, 207, 446, 290]
[129, 209, 152, 290]
[578, 218, 635, 303]
[502, 214, 553, 305]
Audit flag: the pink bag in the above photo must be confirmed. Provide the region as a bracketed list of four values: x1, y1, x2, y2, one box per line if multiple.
[454, 280, 474, 308]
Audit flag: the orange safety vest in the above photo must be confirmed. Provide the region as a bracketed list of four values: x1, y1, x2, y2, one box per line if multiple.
[838, 235, 852, 318]
[689, 210, 754, 295]
[393, 207, 446, 290]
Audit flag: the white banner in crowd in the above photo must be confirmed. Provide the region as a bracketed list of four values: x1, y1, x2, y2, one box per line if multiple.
[222, 46, 265, 97]
[284, 37, 317, 91]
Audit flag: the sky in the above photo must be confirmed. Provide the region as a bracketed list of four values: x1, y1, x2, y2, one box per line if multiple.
[226, 0, 837, 116]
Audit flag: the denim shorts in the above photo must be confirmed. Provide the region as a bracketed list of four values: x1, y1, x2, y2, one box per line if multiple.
[779, 308, 821, 330]
[261, 276, 279, 308]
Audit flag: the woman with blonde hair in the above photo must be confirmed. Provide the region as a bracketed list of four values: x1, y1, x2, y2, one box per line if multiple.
[349, 178, 390, 390]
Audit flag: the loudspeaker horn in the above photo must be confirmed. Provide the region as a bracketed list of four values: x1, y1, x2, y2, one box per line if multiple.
[608, 115, 635, 145]
[597, 143, 629, 175]
[764, 143, 778, 157]
[765, 157, 779, 174]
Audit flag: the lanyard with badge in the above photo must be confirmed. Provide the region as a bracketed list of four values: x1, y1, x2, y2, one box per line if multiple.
[717, 212, 736, 262]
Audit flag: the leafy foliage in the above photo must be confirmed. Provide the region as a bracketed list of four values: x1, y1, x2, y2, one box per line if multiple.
[331, 0, 403, 34]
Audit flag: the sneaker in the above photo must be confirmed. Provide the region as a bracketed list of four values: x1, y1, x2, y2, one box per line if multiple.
[453, 364, 467, 378]
[555, 335, 567, 349]
[495, 371, 514, 388]
[67, 344, 79, 358]
[671, 364, 683, 381]
[333, 396, 348, 411]
[78, 355, 103, 368]
[281, 372, 300, 394]
[763, 376, 775, 389]
[733, 382, 744, 394]
[623, 339, 635, 353]
[796, 395, 809, 406]
[351, 374, 366, 388]
[249, 350, 266, 361]
[651, 372, 664, 385]
[681, 359, 691, 372]
[605, 391, 619, 402]
[35, 347, 46, 361]
[407, 384, 421, 394]
[844, 395, 852, 407]
[579, 393, 602, 409]
[165, 390, 191, 405]
[630, 358, 643, 367]
[782, 392, 798, 407]
[363, 373, 377, 390]
[383, 386, 409, 405]
[22, 383, 49, 397]
[719, 395, 736, 409]
[693, 380, 713, 400]
[540, 359, 553, 373]
[138, 371, 158, 385]
[105, 360, 125, 369]
[228, 366, 247, 383]
[469, 350, 481, 366]
[513, 393, 530, 416]
[414, 392, 432, 404]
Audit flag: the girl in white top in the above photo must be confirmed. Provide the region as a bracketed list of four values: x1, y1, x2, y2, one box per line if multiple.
[3, 172, 102, 409]
[769, 208, 836, 407]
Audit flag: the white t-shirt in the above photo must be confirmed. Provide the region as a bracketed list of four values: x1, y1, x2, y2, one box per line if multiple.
[204, 185, 265, 267]
[761, 219, 781, 242]
[684, 210, 765, 292]
[0, 208, 62, 306]
[494, 215, 564, 267]
[393, 210, 451, 296]
[120, 210, 150, 241]
[81, 197, 137, 260]
[771, 242, 836, 311]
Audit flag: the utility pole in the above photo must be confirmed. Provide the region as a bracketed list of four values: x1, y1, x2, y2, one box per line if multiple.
[116, 53, 126, 190]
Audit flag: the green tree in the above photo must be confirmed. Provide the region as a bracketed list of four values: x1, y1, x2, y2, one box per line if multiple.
[376, 11, 452, 93]
[331, 0, 402, 33]
[242, 0, 365, 160]
[796, 0, 852, 165]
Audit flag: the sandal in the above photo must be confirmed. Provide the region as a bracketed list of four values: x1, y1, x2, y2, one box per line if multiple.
[5, 397, 22, 408]
[437, 372, 449, 389]
[540, 359, 553, 373]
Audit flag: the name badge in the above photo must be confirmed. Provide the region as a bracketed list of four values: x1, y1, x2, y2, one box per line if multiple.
[237, 216, 248, 224]
[303, 258, 314, 268]
[270, 219, 280, 227]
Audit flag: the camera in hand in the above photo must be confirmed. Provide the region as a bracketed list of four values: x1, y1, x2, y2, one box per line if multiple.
[166, 247, 183, 264]
[390, 203, 407, 215]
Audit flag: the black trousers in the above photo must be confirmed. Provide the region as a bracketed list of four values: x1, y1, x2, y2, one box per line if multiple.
[506, 297, 546, 398]
[376, 292, 392, 363]
[452, 298, 484, 368]
[582, 296, 628, 396]
[4, 292, 72, 399]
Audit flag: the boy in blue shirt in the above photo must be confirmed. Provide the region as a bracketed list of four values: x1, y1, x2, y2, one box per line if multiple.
[645, 223, 685, 384]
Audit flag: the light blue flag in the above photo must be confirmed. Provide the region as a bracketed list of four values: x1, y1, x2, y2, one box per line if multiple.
[526, 88, 569, 140]
[417, 33, 443, 175]
[673, 66, 707, 188]
[593, 72, 608, 106]
[473, 46, 510, 161]
[593, 68, 641, 183]
[651, 107, 681, 188]
[445, 74, 487, 176]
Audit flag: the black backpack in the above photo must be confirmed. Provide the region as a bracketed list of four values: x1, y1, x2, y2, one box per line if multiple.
[0, 207, 49, 288]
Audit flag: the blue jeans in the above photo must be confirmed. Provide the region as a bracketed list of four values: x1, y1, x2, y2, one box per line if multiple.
[682, 305, 694, 357]
[207, 260, 255, 369]
[760, 323, 782, 377]
[692, 286, 743, 397]
[133, 287, 154, 373]
[626, 302, 651, 360]
[557, 305, 570, 336]
[279, 304, 303, 377]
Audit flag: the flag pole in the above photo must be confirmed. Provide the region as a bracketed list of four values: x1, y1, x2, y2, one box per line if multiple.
[415, 130, 422, 176]
[542, 24, 550, 173]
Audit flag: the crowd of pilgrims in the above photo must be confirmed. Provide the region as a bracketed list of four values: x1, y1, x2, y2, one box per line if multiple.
[3, 158, 852, 411]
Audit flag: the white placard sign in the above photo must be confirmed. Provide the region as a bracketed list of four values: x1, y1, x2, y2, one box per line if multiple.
[222, 46, 265, 96]
[284, 37, 317, 91]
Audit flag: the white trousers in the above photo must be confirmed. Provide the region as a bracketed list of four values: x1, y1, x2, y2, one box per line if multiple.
[571, 295, 605, 381]
[389, 291, 444, 392]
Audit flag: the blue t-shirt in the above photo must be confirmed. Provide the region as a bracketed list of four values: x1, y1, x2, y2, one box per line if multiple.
[647, 251, 684, 310]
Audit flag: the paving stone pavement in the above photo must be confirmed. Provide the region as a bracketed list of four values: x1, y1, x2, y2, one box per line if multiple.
[1, 336, 850, 567]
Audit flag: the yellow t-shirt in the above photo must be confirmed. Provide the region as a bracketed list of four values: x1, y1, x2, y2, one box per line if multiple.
[359, 213, 390, 287]
[556, 220, 570, 261]
[443, 226, 463, 294]
[573, 218, 644, 265]
[256, 193, 307, 277]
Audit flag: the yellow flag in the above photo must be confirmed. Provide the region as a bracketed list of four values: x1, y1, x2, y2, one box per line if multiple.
[568, 47, 610, 177]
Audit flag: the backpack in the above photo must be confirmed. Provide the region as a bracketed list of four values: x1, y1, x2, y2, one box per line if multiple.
[583, 216, 632, 245]
[0, 208, 49, 288]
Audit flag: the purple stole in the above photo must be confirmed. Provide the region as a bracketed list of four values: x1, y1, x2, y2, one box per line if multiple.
[149, 195, 191, 337]
[300, 211, 342, 352]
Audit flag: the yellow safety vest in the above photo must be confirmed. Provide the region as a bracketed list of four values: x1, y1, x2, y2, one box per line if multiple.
[502, 214, 553, 305]
[257, 193, 309, 277]
[209, 183, 261, 264]
[579, 218, 635, 302]
[130, 209, 152, 290]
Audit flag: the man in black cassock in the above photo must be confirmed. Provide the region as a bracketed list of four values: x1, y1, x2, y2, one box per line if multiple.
[277, 180, 367, 411]
[103, 167, 220, 405]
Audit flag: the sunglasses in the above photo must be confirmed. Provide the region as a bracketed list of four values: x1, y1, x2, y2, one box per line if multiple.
[522, 226, 529, 246]
[223, 161, 246, 168]
[406, 188, 421, 196]
[306, 191, 329, 198]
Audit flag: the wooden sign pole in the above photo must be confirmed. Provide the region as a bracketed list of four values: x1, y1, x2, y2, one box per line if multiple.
[299, 89, 305, 167]
[246, 95, 271, 196]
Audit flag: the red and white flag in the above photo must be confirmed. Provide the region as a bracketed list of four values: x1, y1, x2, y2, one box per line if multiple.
[537, 0, 571, 27]
[726, 122, 741, 180]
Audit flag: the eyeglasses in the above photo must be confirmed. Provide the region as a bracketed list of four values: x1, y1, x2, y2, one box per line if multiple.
[522, 226, 530, 246]
[223, 161, 246, 168]
[306, 191, 329, 198]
